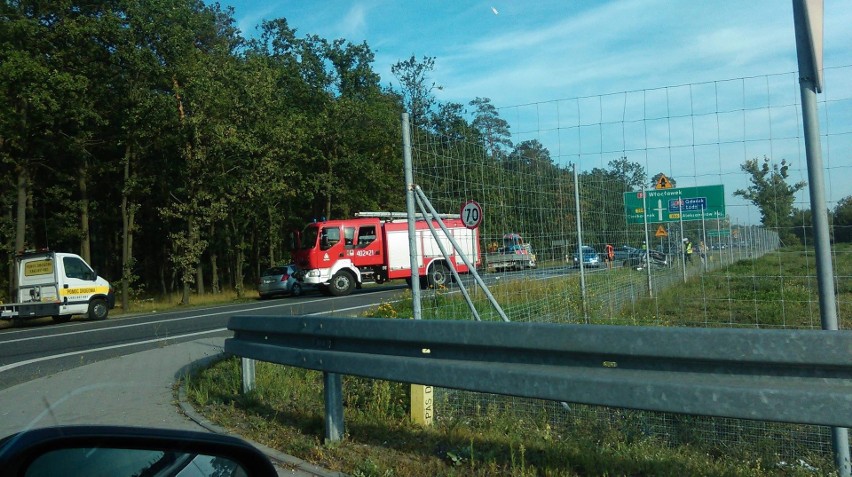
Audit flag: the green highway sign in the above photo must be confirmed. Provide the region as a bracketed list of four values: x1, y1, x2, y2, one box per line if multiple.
[623, 185, 725, 224]
[707, 229, 731, 237]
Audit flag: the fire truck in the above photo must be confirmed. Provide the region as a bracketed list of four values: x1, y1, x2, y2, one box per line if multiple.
[291, 212, 480, 297]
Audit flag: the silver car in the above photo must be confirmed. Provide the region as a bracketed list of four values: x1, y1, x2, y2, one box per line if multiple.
[258, 264, 304, 298]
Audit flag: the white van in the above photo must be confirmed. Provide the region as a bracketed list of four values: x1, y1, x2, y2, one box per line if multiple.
[1, 250, 115, 324]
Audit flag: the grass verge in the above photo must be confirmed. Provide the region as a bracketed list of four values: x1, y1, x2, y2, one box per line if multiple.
[184, 246, 849, 476]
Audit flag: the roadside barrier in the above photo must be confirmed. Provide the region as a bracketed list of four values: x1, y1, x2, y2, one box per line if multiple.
[226, 314, 852, 443]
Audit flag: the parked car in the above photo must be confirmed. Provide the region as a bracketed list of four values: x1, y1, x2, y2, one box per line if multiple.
[258, 264, 306, 298]
[572, 246, 600, 268]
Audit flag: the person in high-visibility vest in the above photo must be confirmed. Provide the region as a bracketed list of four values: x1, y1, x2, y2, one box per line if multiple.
[605, 244, 614, 269]
[683, 238, 693, 263]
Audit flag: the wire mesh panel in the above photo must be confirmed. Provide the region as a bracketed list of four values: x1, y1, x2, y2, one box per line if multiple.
[407, 66, 852, 468]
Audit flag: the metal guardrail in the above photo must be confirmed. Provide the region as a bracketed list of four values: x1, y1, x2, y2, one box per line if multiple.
[225, 315, 852, 442]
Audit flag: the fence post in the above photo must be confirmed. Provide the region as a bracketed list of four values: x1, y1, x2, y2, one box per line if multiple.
[323, 372, 344, 442]
[240, 357, 255, 394]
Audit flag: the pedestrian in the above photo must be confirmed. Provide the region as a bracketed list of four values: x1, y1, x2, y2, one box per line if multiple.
[698, 240, 707, 267]
[605, 243, 614, 269]
[683, 237, 693, 263]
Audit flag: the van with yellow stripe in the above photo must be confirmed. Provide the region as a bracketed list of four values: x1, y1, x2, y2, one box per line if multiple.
[1, 250, 115, 324]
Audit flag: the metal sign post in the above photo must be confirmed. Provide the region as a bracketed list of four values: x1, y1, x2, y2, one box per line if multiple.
[792, 1, 849, 475]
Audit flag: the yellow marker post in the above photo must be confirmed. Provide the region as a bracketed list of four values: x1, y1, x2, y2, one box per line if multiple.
[410, 384, 433, 426]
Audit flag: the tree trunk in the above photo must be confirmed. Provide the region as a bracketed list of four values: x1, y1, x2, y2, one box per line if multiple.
[79, 159, 91, 263]
[230, 216, 244, 298]
[120, 147, 136, 311]
[195, 217, 204, 295]
[210, 253, 219, 294]
[267, 205, 275, 266]
[234, 247, 244, 298]
[159, 259, 167, 296]
[181, 216, 195, 305]
[6, 206, 14, 300]
[196, 263, 205, 295]
[209, 224, 219, 294]
[15, 166, 26, 253]
[223, 223, 233, 291]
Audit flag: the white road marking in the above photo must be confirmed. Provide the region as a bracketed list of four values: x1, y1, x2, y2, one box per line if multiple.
[1, 293, 398, 374]
[0, 328, 227, 374]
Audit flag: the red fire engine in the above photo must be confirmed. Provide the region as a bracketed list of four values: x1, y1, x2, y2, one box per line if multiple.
[291, 212, 480, 296]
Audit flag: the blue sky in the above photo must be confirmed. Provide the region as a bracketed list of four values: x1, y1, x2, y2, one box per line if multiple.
[219, 1, 852, 224]
[223, 1, 850, 106]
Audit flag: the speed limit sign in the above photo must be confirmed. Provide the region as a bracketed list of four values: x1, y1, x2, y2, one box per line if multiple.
[460, 200, 482, 229]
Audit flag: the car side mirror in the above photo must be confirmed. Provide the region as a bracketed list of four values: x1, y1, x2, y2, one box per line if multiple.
[0, 426, 277, 477]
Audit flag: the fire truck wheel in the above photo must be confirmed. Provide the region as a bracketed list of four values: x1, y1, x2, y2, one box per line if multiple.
[328, 271, 355, 296]
[426, 262, 450, 288]
[52, 315, 72, 324]
[87, 298, 109, 320]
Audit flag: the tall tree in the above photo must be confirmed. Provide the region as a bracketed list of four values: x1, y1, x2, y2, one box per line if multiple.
[734, 156, 806, 245]
[469, 97, 512, 161]
[391, 55, 440, 127]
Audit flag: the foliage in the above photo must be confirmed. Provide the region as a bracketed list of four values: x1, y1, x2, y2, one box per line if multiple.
[0, 0, 404, 299]
[734, 156, 806, 246]
[833, 195, 852, 243]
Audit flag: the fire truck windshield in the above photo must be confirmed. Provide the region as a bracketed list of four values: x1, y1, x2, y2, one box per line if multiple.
[300, 225, 319, 250]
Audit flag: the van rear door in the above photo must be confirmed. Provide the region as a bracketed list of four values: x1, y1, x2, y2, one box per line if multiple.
[17, 254, 60, 304]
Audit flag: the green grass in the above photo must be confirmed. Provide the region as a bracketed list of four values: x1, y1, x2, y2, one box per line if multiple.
[184, 245, 851, 476]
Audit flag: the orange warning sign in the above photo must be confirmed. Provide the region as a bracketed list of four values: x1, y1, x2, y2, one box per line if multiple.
[655, 174, 673, 189]
[655, 225, 668, 237]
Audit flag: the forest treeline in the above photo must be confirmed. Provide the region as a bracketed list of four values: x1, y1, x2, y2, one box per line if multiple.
[3, 1, 849, 308]
[1, 0, 601, 307]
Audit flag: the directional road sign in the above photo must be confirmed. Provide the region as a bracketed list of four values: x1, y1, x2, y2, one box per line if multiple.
[623, 185, 725, 224]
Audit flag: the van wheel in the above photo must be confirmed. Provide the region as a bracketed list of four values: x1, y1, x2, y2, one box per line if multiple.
[328, 271, 355, 296]
[52, 315, 72, 324]
[87, 298, 109, 320]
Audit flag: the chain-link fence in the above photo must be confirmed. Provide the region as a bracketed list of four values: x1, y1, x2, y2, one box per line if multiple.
[408, 66, 852, 467]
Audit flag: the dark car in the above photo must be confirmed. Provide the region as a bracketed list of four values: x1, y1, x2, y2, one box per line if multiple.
[612, 245, 638, 262]
[623, 248, 669, 270]
[257, 264, 306, 298]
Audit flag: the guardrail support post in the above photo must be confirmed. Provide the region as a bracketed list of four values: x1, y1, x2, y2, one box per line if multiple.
[324, 372, 344, 443]
[241, 358, 255, 393]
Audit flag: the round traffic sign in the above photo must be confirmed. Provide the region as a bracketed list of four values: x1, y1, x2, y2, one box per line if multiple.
[460, 200, 482, 229]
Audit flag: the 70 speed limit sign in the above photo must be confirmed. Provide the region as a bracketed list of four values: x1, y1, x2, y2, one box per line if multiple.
[460, 200, 482, 229]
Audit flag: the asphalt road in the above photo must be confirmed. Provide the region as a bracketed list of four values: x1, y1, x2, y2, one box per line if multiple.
[0, 263, 592, 391]
[0, 284, 409, 391]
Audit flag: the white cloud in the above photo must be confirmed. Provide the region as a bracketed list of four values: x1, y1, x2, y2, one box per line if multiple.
[337, 3, 370, 40]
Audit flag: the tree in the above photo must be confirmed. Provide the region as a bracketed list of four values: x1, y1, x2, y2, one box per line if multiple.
[611, 158, 647, 191]
[834, 196, 852, 243]
[390, 55, 440, 127]
[734, 156, 806, 245]
[469, 97, 512, 161]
